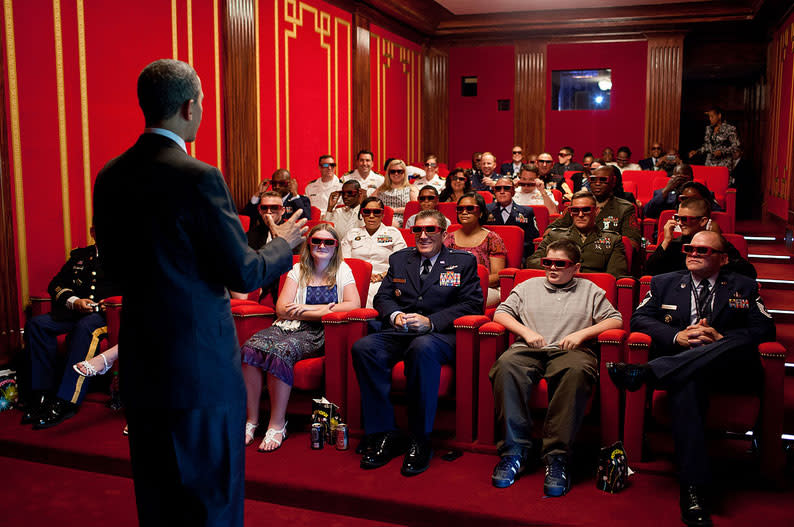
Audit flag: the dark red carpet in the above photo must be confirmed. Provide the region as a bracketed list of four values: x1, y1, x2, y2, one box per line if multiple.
[1, 401, 792, 526]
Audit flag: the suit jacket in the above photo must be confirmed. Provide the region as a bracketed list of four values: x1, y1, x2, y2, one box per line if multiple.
[374, 246, 482, 334]
[645, 235, 756, 279]
[93, 133, 294, 409]
[639, 157, 658, 171]
[241, 192, 311, 229]
[485, 201, 539, 259]
[631, 270, 775, 356]
[47, 244, 120, 321]
[500, 162, 523, 177]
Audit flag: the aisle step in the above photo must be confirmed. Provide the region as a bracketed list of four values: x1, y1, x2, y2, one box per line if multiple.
[757, 278, 794, 290]
[749, 253, 791, 262]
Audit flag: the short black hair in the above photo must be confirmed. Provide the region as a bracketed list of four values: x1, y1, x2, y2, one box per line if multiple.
[342, 179, 360, 190]
[418, 185, 439, 196]
[137, 59, 201, 126]
[357, 150, 374, 160]
[561, 146, 574, 155]
[358, 196, 384, 220]
[457, 192, 489, 224]
[318, 154, 334, 165]
[617, 146, 632, 156]
[547, 239, 581, 263]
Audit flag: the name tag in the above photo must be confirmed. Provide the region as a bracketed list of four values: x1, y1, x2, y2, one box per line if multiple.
[661, 304, 677, 310]
[392, 278, 406, 284]
[439, 272, 460, 287]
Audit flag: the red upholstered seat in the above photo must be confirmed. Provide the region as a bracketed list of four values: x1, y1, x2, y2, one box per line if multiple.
[404, 201, 420, 221]
[477, 191, 494, 204]
[692, 165, 736, 231]
[438, 202, 459, 225]
[382, 206, 394, 226]
[310, 206, 321, 220]
[455, 160, 472, 169]
[238, 214, 250, 232]
[447, 223, 523, 269]
[622, 170, 659, 205]
[530, 205, 550, 234]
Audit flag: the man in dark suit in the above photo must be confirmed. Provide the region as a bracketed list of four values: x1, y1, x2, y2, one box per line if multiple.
[500, 146, 525, 176]
[639, 142, 664, 170]
[92, 59, 306, 527]
[486, 176, 539, 260]
[643, 164, 694, 219]
[241, 168, 311, 228]
[608, 230, 775, 527]
[352, 209, 483, 477]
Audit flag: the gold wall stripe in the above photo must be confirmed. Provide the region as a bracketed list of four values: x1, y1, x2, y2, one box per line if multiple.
[187, 0, 196, 158]
[52, 0, 72, 257]
[4, 0, 29, 305]
[254, 0, 261, 181]
[213, 0, 221, 168]
[171, 0, 178, 59]
[274, 0, 281, 167]
[76, 0, 91, 241]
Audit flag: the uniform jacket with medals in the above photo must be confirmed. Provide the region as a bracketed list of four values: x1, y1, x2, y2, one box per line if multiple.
[485, 201, 539, 259]
[549, 195, 641, 249]
[47, 245, 119, 321]
[526, 226, 628, 278]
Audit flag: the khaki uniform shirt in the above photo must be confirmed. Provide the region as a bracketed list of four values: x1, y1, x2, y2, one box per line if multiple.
[526, 225, 628, 278]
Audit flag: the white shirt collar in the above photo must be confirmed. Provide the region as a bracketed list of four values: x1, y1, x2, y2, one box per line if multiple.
[145, 127, 187, 153]
[691, 272, 718, 290]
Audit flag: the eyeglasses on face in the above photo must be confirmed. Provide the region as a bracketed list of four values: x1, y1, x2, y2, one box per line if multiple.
[411, 225, 441, 235]
[320, 162, 336, 168]
[493, 185, 513, 192]
[456, 205, 479, 214]
[389, 169, 405, 175]
[259, 205, 283, 213]
[616, 157, 630, 163]
[558, 152, 571, 157]
[361, 208, 383, 216]
[310, 237, 338, 247]
[453, 176, 468, 182]
[674, 214, 703, 224]
[588, 175, 610, 184]
[517, 182, 536, 187]
[541, 258, 574, 269]
[568, 206, 593, 216]
[681, 244, 723, 256]
[425, 162, 437, 167]
[651, 146, 663, 151]
[270, 179, 290, 186]
[537, 159, 553, 164]
[512, 150, 523, 155]
[341, 190, 359, 197]
[418, 195, 437, 202]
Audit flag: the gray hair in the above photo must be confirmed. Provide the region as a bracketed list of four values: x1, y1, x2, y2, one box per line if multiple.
[137, 59, 201, 126]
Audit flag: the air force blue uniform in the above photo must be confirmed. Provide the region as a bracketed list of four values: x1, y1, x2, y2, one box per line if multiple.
[485, 201, 539, 259]
[352, 246, 482, 438]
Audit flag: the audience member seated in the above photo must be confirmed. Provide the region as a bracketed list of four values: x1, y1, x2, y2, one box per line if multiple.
[549, 166, 641, 250]
[342, 197, 407, 307]
[405, 186, 451, 229]
[679, 181, 723, 213]
[536, 152, 556, 188]
[643, 164, 695, 219]
[645, 198, 755, 278]
[639, 142, 664, 170]
[490, 239, 623, 495]
[608, 230, 775, 527]
[305, 154, 342, 211]
[486, 176, 539, 261]
[467, 151, 483, 182]
[473, 152, 499, 191]
[601, 147, 615, 165]
[21, 230, 121, 429]
[501, 145, 525, 177]
[324, 179, 365, 239]
[343, 149, 384, 196]
[352, 209, 482, 476]
[688, 106, 740, 168]
[241, 224, 360, 451]
[373, 159, 418, 228]
[528, 191, 628, 278]
[730, 146, 748, 189]
[412, 154, 445, 193]
[444, 192, 507, 307]
[439, 168, 471, 203]
[513, 164, 559, 214]
[241, 168, 311, 227]
[615, 146, 641, 172]
[550, 145, 585, 184]
[656, 148, 683, 175]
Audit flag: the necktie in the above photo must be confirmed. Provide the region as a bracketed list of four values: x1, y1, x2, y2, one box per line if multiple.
[501, 207, 510, 223]
[420, 259, 432, 281]
[697, 281, 712, 321]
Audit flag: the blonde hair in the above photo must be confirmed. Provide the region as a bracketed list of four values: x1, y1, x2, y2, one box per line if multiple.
[378, 159, 409, 192]
[298, 224, 342, 289]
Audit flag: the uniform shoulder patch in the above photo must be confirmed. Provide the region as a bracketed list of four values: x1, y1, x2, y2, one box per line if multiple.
[637, 290, 652, 309]
[756, 296, 773, 319]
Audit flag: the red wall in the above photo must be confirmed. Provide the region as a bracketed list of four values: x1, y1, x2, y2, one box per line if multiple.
[545, 41, 647, 163]
[448, 45, 515, 167]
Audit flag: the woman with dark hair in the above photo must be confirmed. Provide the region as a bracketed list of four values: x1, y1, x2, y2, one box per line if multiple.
[439, 167, 471, 203]
[688, 106, 740, 168]
[241, 224, 360, 452]
[444, 192, 506, 307]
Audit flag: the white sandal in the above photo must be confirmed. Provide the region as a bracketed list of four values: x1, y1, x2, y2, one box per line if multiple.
[245, 422, 259, 446]
[258, 422, 288, 452]
[73, 354, 113, 377]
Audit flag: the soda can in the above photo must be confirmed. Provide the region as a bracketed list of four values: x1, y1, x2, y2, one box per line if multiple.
[335, 423, 349, 450]
[311, 423, 324, 449]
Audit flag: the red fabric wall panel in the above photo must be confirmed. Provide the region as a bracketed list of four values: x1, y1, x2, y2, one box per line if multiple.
[448, 45, 515, 168]
[265, 0, 352, 192]
[370, 25, 421, 170]
[766, 13, 794, 220]
[545, 41, 647, 163]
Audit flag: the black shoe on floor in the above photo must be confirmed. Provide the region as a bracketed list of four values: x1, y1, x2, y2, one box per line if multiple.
[33, 398, 77, 430]
[20, 393, 47, 425]
[543, 454, 570, 497]
[401, 438, 433, 477]
[606, 362, 653, 392]
[680, 484, 712, 527]
[360, 431, 406, 470]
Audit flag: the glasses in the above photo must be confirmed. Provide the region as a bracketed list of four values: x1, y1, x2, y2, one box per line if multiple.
[616, 157, 630, 163]
[558, 152, 571, 157]
[310, 237, 338, 247]
[425, 162, 437, 167]
[568, 206, 593, 216]
[259, 205, 283, 213]
[320, 163, 336, 168]
[361, 208, 383, 216]
[457, 205, 479, 214]
[673, 214, 703, 224]
[411, 225, 441, 235]
[541, 258, 574, 269]
[389, 169, 405, 175]
[588, 175, 610, 184]
[537, 159, 553, 164]
[418, 195, 437, 202]
[453, 176, 468, 182]
[517, 182, 536, 188]
[651, 146, 663, 151]
[681, 244, 723, 256]
[512, 150, 523, 155]
[341, 190, 359, 197]
[493, 185, 513, 192]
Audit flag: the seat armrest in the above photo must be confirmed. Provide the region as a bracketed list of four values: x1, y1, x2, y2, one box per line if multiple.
[103, 296, 123, 347]
[454, 314, 489, 443]
[616, 278, 637, 332]
[598, 328, 627, 445]
[642, 218, 657, 241]
[725, 189, 736, 233]
[231, 304, 276, 347]
[623, 332, 652, 459]
[758, 341, 785, 481]
[343, 307, 379, 431]
[499, 268, 519, 303]
[321, 311, 351, 415]
[476, 321, 508, 445]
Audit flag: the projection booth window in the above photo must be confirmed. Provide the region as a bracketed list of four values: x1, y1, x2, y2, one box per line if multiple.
[551, 69, 612, 111]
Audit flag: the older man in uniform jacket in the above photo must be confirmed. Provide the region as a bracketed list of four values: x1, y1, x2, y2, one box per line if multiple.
[21, 238, 119, 429]
[527, 191, 628, 278]
[608, 230, 775, 527]
[93, 59, 304, 527]
[486, 177, 539, 260]
[352, 210, 483, 477]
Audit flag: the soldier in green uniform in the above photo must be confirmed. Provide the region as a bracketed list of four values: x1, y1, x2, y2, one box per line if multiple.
[527, 190, 628, 278]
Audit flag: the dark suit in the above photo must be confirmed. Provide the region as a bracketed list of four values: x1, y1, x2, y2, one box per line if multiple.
[485, 201, 539, 260]
[351, 246, 482, 438]
[93, 133, 293, 526]
[645, 235, 756, 279]
[631, 270, 775, 484]
[500, 162, 523, 177]
[639, 157, 659, 170]
[241, 192, 311, 229]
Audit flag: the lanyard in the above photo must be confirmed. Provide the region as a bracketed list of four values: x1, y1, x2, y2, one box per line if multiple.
[691, 277, 715, 323]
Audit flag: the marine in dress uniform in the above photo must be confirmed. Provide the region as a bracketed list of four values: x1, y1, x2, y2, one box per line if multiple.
[548, 194, 641, 249]
[526, 226, 628, 278]
[22, 243, 119, 429]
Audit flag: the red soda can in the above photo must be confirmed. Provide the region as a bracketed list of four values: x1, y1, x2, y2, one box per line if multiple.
[335, 423, 349, 450]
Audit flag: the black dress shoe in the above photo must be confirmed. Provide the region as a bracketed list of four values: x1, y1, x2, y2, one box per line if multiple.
[20, 393, 47, 425]
[680, 484, 712, 527]
[401, 438, 433, 477]
[360, 432, 407, 469]
[606, 362, 653, 392]
[355, 434, 371, 455]
[33, 398, 77, 430]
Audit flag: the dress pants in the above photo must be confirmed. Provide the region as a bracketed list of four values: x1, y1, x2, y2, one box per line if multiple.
[489, 344, 597, 461]
[649, 336, 762, 485]
[351, 329, 455, 438]
[24, 312, 107, 404]
[126, 402, 246, 527]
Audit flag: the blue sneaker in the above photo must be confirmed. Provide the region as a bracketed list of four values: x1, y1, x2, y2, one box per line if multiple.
[492, 455, 524, 488]
[543, 454, 570, 497]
